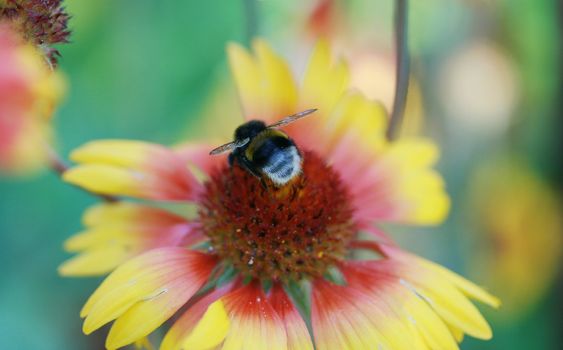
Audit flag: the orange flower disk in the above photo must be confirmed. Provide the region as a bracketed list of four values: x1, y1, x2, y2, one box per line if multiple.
[200, 151, 356, 281]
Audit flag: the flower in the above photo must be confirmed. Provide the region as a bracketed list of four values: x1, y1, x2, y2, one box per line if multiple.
[62, 39, 498, 349]
[0, 23, 65, 174]
[467, 157, 561, 320]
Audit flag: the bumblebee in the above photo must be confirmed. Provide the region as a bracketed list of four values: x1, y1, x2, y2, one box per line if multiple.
[210, 109, 317, 186]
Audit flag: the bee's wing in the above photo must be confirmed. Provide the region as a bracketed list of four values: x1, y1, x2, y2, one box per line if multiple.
[209, 141, 237, 155]
[267, 108, 318, 128]
[209, 137, 250, 155]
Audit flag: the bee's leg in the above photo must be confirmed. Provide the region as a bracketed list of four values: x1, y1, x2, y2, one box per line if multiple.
[238, 157, 269, 191]
[228, 153, 235, 167]
[238, 156, 262, 178]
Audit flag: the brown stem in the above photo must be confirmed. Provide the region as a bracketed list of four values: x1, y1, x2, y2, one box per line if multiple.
[47, 146, 117, 202]
[386, 0, 410, 141]
[47, 147, 68, 176]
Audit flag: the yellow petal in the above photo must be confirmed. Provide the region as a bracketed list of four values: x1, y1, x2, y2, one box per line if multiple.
[447, 323, 465, 343]
[63, 227, 132, 252]
[180, 300, 230, 350]
[106, 283, 193, 350]
[381, 138, 451, 225]
[401, 288, 459, 350]
[420, 258, 501, 309]
[63, 164, 143, 197]
[83, 279, 159, 334]
[227, 39, 298, 122]
[69, 140, 155, 168]
[399, 169, 451, 225]
[81, 248, 189, 317]
[301, 39, 349, 115]
[58, 245, 130, 277]
[383, 138, 440, 168]
[134, 337, 154, 350]
[325, 92, 388, 154]
[403, 268, 494, 339]
[253, 39, 298, 119]
[82, 202, 141, 227]
[227, 42, 262, 117]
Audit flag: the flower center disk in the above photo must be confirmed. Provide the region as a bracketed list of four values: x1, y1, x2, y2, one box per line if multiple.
[199, 151, 356, 281]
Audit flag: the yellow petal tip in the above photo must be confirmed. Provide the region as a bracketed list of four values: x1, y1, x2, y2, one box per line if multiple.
[82, 322, 94, 335]
[57, 262, 72, 277]
[226, 41, 247, 57]
[182, 300, 230, 349]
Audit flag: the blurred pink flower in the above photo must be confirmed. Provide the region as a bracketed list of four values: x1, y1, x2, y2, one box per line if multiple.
[0, 24, 65, 174]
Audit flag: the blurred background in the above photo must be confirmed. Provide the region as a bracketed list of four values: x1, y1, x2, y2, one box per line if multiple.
[0, 0, 561, 349]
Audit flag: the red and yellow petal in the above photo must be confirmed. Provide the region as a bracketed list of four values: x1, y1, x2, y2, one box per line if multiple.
[183, 282, 287, 350]
[379, 244, 501, 311]
[163, 283, 311, 350]
[173, 142, 228, 183]
[312, 278, 422, 350]
[344, 243, 499, 345]
[269, 284, 314, 350]
[341, 261, 459, 350]
[81, 247, 217, 349]
[63, 140, 199, 201]
[221, 282, 287, 350]
[379, 244, 499, 339]
[227, 39, 298, 123]
[332, 135, 449, 226]
[59, 202, 203, 276]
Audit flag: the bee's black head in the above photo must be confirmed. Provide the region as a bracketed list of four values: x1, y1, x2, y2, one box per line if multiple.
[234, 120, 267, 142]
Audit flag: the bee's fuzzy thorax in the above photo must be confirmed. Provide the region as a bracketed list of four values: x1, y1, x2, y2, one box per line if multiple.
[198, 151, 356, 281]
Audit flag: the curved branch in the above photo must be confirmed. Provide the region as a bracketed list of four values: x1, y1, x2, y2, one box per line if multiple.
[242, 0, 258, 44]
[386, 0, 410, 141]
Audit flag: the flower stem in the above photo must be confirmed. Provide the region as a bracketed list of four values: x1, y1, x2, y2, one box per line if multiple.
[47, 147, 68, 176]
[242, 0, 258, 44]
[386, 0, 410, 141]
[47, 147, 117, 202]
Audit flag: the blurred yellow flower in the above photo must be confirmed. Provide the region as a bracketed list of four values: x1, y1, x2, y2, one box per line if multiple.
[468, 157, 561, 319]
[0, 23, 65, 174]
